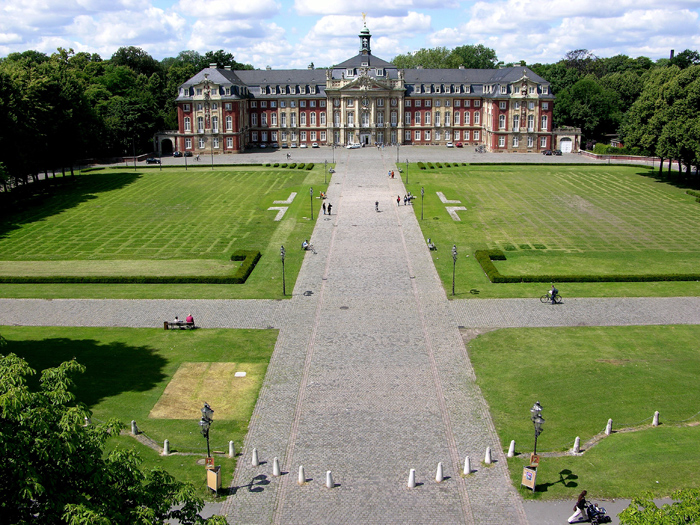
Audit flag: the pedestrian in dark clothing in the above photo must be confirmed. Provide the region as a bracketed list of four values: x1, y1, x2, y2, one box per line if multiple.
[323, 202, 327, 215]
[397, 195, 400, 206]
[327, 203, 332, 215]
[404, 195, 407, 206]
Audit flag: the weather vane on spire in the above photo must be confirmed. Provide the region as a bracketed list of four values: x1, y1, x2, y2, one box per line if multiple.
[362, 12, 366, 25]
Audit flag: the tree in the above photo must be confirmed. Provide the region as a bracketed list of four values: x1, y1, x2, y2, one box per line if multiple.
[110, 46, 162, 78]
[0, 353, 226, 524]
[554, 75, 622, 141]
[670, 49, 700, 69]
[447, 44, 499, 69]
[619, 489, 700, 524]
[391, 47, 452, 69]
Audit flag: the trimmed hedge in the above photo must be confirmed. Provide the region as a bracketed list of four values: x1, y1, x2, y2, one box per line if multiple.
[418, 162, 426, 170]
[297, 163, 305, 169]
[289, 163, 297, 168]
[0, 250, 262, 284]
[475, 249, 700, 284]
[687, 190, 700, 203]
[305, 163, 314, 170]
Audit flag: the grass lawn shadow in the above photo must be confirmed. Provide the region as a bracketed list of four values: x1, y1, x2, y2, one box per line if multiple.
[535, 469, 579, 493]
[6, 336, 166, 408]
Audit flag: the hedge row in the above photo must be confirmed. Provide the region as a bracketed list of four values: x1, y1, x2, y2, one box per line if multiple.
[475, 249, 700, 283]
[687, 190, 700, 203]
[416, 161, 467, 170]
[0, 250, 262, 284]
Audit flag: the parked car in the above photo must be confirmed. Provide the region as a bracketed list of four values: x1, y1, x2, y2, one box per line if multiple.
[184, 151, 193, 157]
[146, 157, 161, 164]
[260, 143, 267, 148]
[300, 144, 308, 148]
[271, 143, 279, 148]
[553, 149, 562, 156]
[446, 142, 454, 148]
[311, 142, 319, 148]
[290, 143, 298, 148]
[172, 151, 182, 157]
[542, 149, 552, 155]
[281, 143, 289, 148]
[455, 142, 463, 148]
[346, 143, 361, 149]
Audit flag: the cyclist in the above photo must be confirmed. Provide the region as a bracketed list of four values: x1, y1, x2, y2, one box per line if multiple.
[549, 284, 559, 304]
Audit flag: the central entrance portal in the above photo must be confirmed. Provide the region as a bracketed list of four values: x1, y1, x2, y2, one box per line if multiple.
[360, 133, 371, 145]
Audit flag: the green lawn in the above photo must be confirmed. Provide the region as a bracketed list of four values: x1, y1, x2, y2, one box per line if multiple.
[0, 166, 327, 298]
[405, 164, 700, 298]
[1, 325, 277, 496]
[467, 324, 700, 499]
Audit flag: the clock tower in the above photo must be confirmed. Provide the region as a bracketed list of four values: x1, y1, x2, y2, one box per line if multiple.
[359, 15, 371, 56]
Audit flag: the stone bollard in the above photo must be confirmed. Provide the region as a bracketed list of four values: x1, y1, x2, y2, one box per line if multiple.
[507, 440, 515, 458]
[435, 462, 444, 483]
[252, 448, 259, 467]
[573, 436, 581, 454]
[653, 411, 660, 427]
[228, 441, 235, 458]
[484, 447, 492, 465]
[163, 439, 170, 456]
[407, 469, 416, 488]
[326, 471, 334, 489]
[463, 456, 472, 475]
[298, 465, 306, 485]
[605, 419, 613, 435]
[131, 420, 138, 435]
[273, 457, 280, 477]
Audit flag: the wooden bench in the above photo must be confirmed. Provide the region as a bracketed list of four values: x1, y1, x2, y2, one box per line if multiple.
[164, 321, 196, 330]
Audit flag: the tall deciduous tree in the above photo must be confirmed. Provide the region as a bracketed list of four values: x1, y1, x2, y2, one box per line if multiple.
[0, 353, 226, 525]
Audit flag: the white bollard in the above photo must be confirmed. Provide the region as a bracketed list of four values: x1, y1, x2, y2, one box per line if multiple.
[436, 462, 444, 483]
[463, 456, 472, 475]
[605, 419, 613, 435]
[163, 439, 170, 456]
[228, 441, 235, 458]
[298, 465, 306, 485]
[573, 436, 581, 454]
[653, 411, 660, 427]
[273, 457, 280, 477]
[131, 420, 138, 435]
[407, 469, 416, 488]
[252, 448, 259, 466]
[484, 447, 492, 465]
[326, 471, 334, 489]
[507, 440, 515, 458]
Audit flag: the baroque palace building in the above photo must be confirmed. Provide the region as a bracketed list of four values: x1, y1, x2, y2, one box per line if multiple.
[161, 23, 570, 155]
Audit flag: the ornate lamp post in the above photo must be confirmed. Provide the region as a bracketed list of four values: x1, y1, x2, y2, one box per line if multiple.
[421, 186, 425, 220]
[530, 401, 545, 456]
[451, 244, 458, 296]
[199, 402, 214, 458]
[309, 187, 314, 219]
[280, 245, 286, 296]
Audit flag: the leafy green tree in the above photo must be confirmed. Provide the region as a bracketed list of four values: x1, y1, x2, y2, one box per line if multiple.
[391, 47, 452, 69]
[670, 49, 700, 69]
[619, 489, 700, 524]
[0, 353, 226, 525]
[447, 44, 499, 69]
[554, 75, 622, 141]
[110, 46, 162, 78]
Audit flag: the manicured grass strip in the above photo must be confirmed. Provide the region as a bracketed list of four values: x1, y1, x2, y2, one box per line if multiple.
[468, 324, 700, 499]
[475, 249, 700, 283]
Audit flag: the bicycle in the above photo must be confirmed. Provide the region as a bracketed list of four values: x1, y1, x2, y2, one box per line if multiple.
[540, 293, 562, 304]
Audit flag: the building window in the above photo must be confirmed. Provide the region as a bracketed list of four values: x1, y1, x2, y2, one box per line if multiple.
[377, 99, 384, 107]
[501, 86, 507, 94]
[434, 112, 440, 126]
[391, 98, 397, 106]
[347, 112, 354, 126]
[196, 88, 202, 95]
[259, 101, 265, 108]
[301, 131, 306, 141]
[425, 112, 431, 125]
[281, 113, 287, 127]
[415, 130, 421, 140]
[435, 130, 441, 140]
[213, 137, 219, 149]
[320, 113, 326, 125]
[291, 113, 297, 127]
[224, 103, 232, 111]
[405, 100, 411, 107]
[513, 115, 519, 131]
[271, 131, 277, 141]
[474, 100, 480, 107]
[311, 131, 316, 141]
[540, 136, 547, 148]
[197, 103, 203, 111]
[405, 112, 411, 125]
[527, 115, 534, 131]
[498, 136, 505, 147]
[334, 112, 340, 126]
[362, 112, 370, 127]
[281, 131, 287, 141]
[425, 100, 431, 107]
[445, 130, 451, 140]
[424, 130, 431, 141]
[311, 112, 316, 125]
[199, 137, 205, 149]
[251, 101, 257, 108]
[320, 131, 326, 141]
[528, 136, 534, 148]
[454, 112, 460, 125]
[474, 112, 480, 124]
[405, 130, 411, 141]
[320, 100, 326, 107]
[300, 101, 306, 108]
[454, 130, 460, 140]
[541, 115, 548, 130]
[271, 101, 277, 108]
[197, 116, 204, 132]
[464, 130, 470, 141]
[513, 136, 519, 147]
[474, 131, 480, 140]
[529, 86, 536, 94]
[415, 112, 421, 125]
[183, 104, 190, 111]
[454, 100, 461, 107]
[346, 68, 354, 77]
[290, 101, 296, 108]
[225, 116, 232, 131]
[271, 113, 277, 126]
[465, 112, 470, 125]
[260, 113, 266, 127]
[499, 101, 507, 110]
[499, 115, 506, 129]
[391, 112, 397, 125]
[542, 102, 549, 110]
[376, 68, 383, 76]
[251, 114, 258, 126]
[310, 100, 316, 107]
[528, 101, 535, 110]
[251, 132, 257, 142]
[415, 100, 421, 107]
[184, 117, 191, 132]
[434, 100, 441, 107]
[346, 98, 354, 107]
[542, 86, 549, 94]
[185, 138, 192, 149]
[280, 101, 286, 108]
[212, 116, 219, 133]
[227, 137, 233, 148]
[300, 113, 306, 126]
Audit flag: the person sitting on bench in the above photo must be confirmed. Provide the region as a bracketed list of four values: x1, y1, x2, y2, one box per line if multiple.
[186, 314, 194, 325]
[427, 238, 437, 251]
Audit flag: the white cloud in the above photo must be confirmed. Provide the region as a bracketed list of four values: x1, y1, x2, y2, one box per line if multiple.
[176, 0, 280, 19]
[294, 0, 456, 16]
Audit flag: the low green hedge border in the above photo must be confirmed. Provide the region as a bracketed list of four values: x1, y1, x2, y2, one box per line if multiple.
[0, 250, 262, 284]
[475, 249, 700, 283]
[687, 190, 700, 203]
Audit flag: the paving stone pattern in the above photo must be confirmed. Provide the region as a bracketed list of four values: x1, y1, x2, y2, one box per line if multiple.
[2, 147, 699, 524]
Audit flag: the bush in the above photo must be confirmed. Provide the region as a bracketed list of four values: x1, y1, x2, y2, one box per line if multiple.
[418, 162, 426, 170]
[687, 190, 700, 202]
[297, 163, 305, 169]
[592, 143, 643, 156]
[436, 163, 443, 168]
[305, 163, 314, 170]
[444, 163, 451, 168]
[281, 163, 288, 168]
[289, 163, 297, 169]
[265, 163, 271, 167]
[428, 162, 435, 169]
[273, 163, 279, 167]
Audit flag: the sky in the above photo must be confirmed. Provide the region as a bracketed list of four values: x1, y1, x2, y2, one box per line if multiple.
[1, 0, 699, 69]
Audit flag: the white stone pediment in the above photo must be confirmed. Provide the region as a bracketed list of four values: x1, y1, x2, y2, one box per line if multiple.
[342, 75, 391, 92]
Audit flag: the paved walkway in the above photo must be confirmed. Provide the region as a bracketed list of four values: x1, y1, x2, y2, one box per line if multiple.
[2, 148, 699, 524]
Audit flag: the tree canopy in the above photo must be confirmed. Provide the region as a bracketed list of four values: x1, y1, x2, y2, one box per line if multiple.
[0, 352, 226, 525]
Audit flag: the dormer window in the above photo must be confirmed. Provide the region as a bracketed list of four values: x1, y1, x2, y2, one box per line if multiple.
[501, 85, 507, 94]
[196, 88, 203, 95]
[542, 85, 549, 94]
[346, 68, 354, 77]
[361, 62, 368, 67]
[529, 86, 536, 94]
[376, 68, 383, 76]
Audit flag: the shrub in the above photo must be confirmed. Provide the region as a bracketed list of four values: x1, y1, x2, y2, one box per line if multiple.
[444, 163, 451, 168]
[297, 163, 305, 169]
[436, 163, 443, 168]
[418, 162, 426, 170]
[305, 163, 314, 170]
[281, 163, 288, 168]
[289, 163, 297, 169]
[273, 163, 279, 167]
[428, 162, 435, 169]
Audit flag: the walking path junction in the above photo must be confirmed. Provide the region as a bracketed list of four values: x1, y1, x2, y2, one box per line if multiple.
[2, 149, 700, 524]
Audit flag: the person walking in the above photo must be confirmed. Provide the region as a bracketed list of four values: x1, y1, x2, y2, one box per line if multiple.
[327, 202, 332, 215]
[568, 491, 587, 523]
[397, 195, 401, 206]
[375, 201, 379, 212]
[323, 202, 327, 215]
[404, 195, 407, 206]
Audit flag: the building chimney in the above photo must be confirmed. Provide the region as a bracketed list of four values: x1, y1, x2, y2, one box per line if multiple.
[266, 65, 272, 70]
[670, 49, 675, 60]
[209, 62, 217, 68]
[224, 66, 231, 71]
